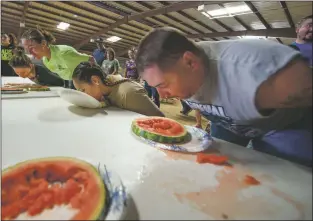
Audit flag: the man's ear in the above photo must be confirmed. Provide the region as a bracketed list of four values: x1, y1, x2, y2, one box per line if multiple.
[182, 51, 198, 70]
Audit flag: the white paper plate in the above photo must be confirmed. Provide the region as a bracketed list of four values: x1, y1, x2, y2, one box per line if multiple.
[97, 164, 128, 220]
[58, 88, 102, 109]
[132, 125, 213, 153]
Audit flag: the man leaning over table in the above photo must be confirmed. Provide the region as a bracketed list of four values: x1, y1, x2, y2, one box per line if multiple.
[135, 27, 312, 167]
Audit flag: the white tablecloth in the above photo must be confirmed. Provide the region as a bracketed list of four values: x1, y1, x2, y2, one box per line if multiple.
[1, 76, 34, 85]
[1, 98, 312, 219]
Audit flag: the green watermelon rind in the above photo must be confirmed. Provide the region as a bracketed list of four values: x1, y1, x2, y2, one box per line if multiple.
[131, 117, 188, 144]
[2, 157, 105, 220]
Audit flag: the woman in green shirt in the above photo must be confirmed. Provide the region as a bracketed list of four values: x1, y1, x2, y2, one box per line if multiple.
[73, 61, 164, 117]
[101, 48, 120, 75]
[20, 27, 95, 89]
[9, 46, 64, 86]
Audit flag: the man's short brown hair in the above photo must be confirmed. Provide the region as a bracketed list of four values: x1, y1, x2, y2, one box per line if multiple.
[135, 27, 202, 75]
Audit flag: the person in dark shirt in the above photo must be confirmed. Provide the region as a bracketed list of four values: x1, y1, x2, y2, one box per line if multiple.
[9, 46, 64, 86]
[1, 33, 17, 76]
[93, 38, 107, 66]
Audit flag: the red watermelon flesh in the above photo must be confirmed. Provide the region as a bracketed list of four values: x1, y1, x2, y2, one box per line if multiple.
[132, 117, 188, 143]
[1, 157, 106, 220]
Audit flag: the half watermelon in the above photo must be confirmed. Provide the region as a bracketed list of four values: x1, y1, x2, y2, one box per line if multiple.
[1, 157, 106, 220]
[131, 116, 188, 143]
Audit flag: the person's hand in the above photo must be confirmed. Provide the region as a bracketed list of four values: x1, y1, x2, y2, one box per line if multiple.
[194, 123, 202, 129]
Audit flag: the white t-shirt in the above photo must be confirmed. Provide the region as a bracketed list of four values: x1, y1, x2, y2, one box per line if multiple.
[184, 39, 307, 138]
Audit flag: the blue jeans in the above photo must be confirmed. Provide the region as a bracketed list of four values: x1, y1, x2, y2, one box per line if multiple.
[210, 118, 312, 168]
[144, 81, 160, 108]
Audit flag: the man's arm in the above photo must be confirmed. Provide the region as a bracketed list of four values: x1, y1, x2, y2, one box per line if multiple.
[256, 58, 312, 111]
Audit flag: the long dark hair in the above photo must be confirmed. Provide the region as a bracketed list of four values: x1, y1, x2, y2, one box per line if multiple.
[9, 46, 33, 68]
[73, 62, 130, 86]
[106, 48, 115, 60]
[21, 26, 56, 44]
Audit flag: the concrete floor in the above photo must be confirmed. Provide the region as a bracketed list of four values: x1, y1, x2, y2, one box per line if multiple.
[159, 99, 208, 127]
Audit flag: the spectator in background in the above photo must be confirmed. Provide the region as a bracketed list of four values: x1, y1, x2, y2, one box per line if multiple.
[101, 48, 120, 75]
[144, 81, 160, 108]
[1, 33, 17, 76]
[21, 27, 95, 89]
[9, 46, 64, 86]
[124, 47, 139, 81]
[93, 38, 107, 66]
[290, 15, 312, 66]
[180, 100, 192, 115]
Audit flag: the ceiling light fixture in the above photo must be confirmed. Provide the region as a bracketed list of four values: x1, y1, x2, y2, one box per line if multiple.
[106, 36, 121, 43]
[239, 36, 266, 39]
[57, 22, 70, 30]
[198, 4, 253, 19]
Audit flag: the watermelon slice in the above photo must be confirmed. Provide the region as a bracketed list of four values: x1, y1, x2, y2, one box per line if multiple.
[132, 116, 188, 143]
[3, 83, 50, 91]
[1, 157, 106, 220]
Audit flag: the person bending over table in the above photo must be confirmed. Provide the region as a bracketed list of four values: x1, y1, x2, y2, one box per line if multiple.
[21, 27, 95, 89]
[136, 27, 312, 167]
[72, 61, 164, 117]
[9, 46, 64, 86]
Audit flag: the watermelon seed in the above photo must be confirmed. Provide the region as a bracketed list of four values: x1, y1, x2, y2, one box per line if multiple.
[26, 175, 31, 183]
[32, 169, 40, 178]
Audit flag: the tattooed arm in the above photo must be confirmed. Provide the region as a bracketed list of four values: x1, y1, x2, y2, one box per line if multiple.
[256, 58, 312, 111]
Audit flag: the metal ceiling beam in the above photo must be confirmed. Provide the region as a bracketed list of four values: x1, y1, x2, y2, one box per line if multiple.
[244, 1, 271, 29]
[74, 2, 148, 36]
[17, 1, 30, 41]
[87, 1, 155, 28]
[218, 3, 251, 31]
[187, 28, 296, 39]
[158, 2, 220, 41]
[28, 2, 144, 42]
[279, 1, 295, 28]
[73, 1, 218, 49]
[134, 1, 205, 38]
